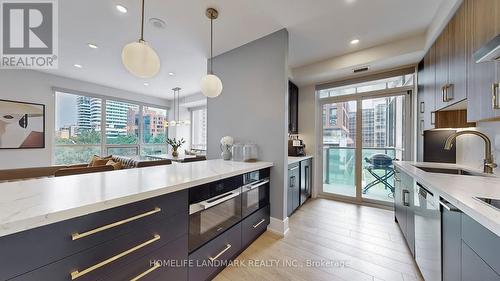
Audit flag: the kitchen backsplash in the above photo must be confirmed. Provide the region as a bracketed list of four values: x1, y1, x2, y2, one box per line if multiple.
[456, 121, 500, 174]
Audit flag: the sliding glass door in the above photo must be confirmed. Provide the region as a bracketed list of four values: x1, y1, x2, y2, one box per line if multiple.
[322, 101, 357, 198]
[320, 91, 410, 205]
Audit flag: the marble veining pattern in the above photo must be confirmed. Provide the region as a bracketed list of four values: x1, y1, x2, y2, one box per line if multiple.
[0, 160, 273, 237]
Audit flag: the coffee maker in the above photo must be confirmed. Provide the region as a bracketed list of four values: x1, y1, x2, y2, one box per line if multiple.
[288, 136, 306, 156]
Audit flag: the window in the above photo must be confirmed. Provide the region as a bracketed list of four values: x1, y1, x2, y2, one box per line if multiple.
[54, 91, 168, 164]
[318, 74, 414, 98]
[191, 107, 207, 151]
[329, 108, 337, 125]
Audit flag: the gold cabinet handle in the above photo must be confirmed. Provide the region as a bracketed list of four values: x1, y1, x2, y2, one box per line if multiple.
[252, 218, 266, 228]
[493, 83, 500, 110]
[72, 207, 161, 241]
[209, 244, 232, 262]
[130, 262, 161, 281]
[70, 235, 161, 280]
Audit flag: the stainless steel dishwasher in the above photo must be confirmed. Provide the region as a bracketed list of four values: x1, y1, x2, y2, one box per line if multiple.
[414, 182, 441, 281]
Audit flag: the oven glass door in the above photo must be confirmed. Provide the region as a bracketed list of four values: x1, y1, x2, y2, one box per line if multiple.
[189, 189, 242, 252]
[242, 179, 269, 217]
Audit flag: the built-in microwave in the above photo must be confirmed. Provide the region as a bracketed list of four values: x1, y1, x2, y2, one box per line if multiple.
[188, 176, 243, 253]
[241, 169, 270, 217]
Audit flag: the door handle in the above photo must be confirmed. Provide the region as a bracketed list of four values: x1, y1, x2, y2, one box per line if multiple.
[403, 190, 410, 207]
[493, 83, 500, 110]
[245, 179, 270, 191]
[439, 200, 460, 212]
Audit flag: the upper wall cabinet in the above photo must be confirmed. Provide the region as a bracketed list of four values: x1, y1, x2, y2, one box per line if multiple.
[467, 0, 500, 122]
[435, 2, 468, 110]
[289, 81, 299, 134]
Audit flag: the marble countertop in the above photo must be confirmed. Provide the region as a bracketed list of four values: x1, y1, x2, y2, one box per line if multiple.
[288, 155, 313, 165]
[0, 160, 273, 238]
[394, 161, 500, 237]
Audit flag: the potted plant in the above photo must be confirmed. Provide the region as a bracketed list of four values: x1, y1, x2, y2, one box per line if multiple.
[167, 138, 186, 157]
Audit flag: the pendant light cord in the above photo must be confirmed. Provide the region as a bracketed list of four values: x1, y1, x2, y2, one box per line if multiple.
[140, 0, 145, 41]
[210, 15, 213, 74]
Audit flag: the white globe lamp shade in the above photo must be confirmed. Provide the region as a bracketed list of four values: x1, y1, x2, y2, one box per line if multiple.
[121, 41, 160, 78]
[201, 74, 223, 98]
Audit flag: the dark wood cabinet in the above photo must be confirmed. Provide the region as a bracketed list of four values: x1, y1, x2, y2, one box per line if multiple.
[288, 81, 299, 134]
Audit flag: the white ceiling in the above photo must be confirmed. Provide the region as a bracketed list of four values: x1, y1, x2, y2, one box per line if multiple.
[44, 0, 446, 99]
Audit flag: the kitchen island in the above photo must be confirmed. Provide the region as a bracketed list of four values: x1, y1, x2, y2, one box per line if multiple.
[0, 159, 273, 281]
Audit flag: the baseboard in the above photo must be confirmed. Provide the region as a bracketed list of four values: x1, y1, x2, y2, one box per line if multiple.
[267, 216, 289, 237]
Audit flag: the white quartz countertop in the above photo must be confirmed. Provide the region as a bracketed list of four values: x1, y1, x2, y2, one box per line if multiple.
[288, 155, 313, 165]
[0, 160, 273, 238]
[394, 161, 500, 237]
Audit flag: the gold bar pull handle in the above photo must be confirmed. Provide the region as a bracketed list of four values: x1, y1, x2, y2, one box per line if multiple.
[70, 235, 161, 280]
[252, 219, 266, 228]
[72, 207, 161, 241]
[493, 83, 500, 110]
[130, 262, 162, 281]
[209, 244, 232, 262]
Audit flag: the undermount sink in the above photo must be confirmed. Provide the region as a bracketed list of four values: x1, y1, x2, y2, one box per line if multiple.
[415, 166, 489, 177]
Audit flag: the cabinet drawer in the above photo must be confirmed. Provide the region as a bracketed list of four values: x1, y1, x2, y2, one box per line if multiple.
[462, 214, 500, 274]
[188, 223, 242, 281]
[104, 235, 188, 281]
[462, 242, 500, 281]
[10, 215, 186, 281]
[242, 205, 269, 248]
[0, 191, 188, 280]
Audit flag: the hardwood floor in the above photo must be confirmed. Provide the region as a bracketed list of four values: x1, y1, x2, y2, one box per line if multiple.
[214, 198, 423, 281]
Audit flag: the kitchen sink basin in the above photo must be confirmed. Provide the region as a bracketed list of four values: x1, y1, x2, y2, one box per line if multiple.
[415, 166, 489, 177]
[475, 197, 500, 210]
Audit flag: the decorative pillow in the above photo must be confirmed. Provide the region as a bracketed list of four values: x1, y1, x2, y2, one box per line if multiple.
[89, 155, 112, 167]
[106, 160, 123, 170]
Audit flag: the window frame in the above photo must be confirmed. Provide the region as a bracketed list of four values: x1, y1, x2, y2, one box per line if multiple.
[53, 87, 169, 164]
[189, 106, 207, 152]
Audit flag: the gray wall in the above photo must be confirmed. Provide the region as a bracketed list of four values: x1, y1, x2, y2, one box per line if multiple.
[0, 69, 169, 169]
[207, 29, 289, 220]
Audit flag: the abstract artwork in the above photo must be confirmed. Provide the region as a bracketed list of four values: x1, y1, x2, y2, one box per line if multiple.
[0, 99, 45, 149]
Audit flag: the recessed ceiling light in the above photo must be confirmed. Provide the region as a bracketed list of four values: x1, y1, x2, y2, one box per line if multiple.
[350, 39, 360, 45]
[168, 72, 175, 76]
[116, 4, 127, 13]
[74, 64, 83, 68]
[143, 82, 149, 86]
[149, 18, 166, 29]
[87, 43, 98, 49]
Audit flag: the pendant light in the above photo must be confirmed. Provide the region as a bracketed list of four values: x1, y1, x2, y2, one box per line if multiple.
[166, 87, 190, 127]
[200, 8, 223, 98]
[121, 0, 161, 78]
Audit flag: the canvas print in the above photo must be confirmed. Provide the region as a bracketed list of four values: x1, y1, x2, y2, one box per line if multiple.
[0, 100, 45, 149]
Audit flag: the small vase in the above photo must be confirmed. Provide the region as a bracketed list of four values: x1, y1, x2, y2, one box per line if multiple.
[172, 148, 179, 157]
[221, 145, 232, 160]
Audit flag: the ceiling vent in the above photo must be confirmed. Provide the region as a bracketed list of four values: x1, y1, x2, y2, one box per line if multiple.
[149, 18, 166, 29]
[353, 66, 370, 73]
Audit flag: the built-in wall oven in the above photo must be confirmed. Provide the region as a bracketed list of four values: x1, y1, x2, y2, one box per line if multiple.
[189, 176, 243, 252]
[242, 169, 270, 217]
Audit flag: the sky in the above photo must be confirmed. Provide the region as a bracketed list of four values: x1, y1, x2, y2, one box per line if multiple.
[55, 92, 78, 129]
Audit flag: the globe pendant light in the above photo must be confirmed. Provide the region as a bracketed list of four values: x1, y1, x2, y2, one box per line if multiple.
[165, 87, 190, 127]
[201, 8, 223, 98]
[121, 0, 160, 78]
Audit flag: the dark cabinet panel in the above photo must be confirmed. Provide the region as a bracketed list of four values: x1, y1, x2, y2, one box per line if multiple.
[394, 168, 414, 255]
[104, 235, 188, 281]
[462, 242, 500, 281]
[289, 81, 299, 134]
[0, 190, 188, 281]
[242, 205, 269, 248]
[188, 223, 242, 281]
[442, 201, 462, 281]
[10, 218, 185, 281]
[462, 213, 500, 274]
